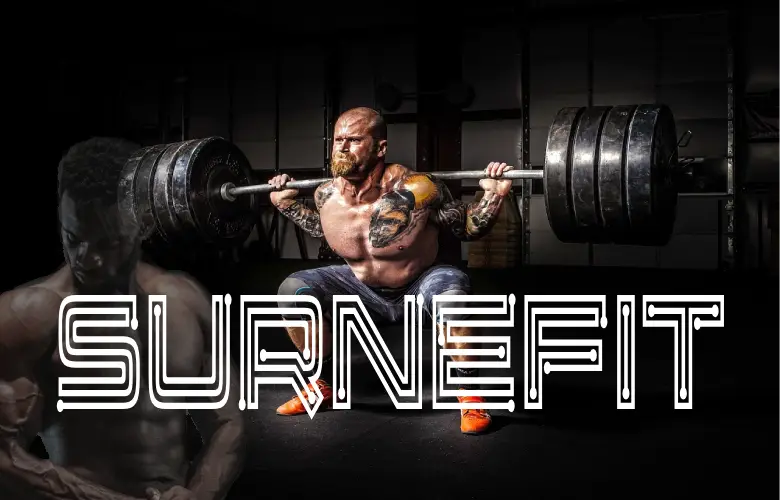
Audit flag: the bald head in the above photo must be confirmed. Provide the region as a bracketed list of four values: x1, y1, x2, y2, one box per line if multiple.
[331, 107, 388, 180]
[335, 107, 387, 141]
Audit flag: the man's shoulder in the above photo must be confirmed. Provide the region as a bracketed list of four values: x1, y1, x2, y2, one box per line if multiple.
[390, 168, 444, 209]
[0, 269, 68, 357]
[140, 264, 203, 298]
[3, 266, 69, 317]
[139, 263, 210, 310]
[314, 179, 338, 210]
[383, 163, 415, 181]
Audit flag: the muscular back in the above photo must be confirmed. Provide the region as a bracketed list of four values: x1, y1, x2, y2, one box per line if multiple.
[316, 164, 444, 288]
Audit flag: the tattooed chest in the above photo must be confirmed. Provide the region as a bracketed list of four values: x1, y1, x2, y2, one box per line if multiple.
[320, 192, 429, 256]
[367, 190, 430, 249]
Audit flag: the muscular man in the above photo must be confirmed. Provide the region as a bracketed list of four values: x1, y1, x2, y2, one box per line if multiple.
[0, 138, 245, 499]
[268, 107, 512, 435]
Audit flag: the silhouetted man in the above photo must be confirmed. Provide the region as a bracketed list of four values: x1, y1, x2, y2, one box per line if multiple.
[0, 138, 246, 499]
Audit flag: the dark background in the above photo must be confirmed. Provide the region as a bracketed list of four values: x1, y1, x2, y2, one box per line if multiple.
[3, 0, 779, 498]
[5, 0, 778, 282]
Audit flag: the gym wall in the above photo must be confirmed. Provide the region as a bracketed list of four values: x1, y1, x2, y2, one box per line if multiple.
[74, 6, 777, 273]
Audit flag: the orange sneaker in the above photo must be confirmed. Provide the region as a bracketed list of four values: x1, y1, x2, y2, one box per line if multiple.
[457, 390, 492, 435]
[276, 379, 333, 416]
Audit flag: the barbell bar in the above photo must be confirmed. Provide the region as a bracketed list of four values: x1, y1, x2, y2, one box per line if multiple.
[119, 103, 683, 248]
[220, 168, 545, 200]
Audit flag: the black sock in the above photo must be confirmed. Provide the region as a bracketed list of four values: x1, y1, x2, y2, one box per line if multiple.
[456, 367, 480, 390]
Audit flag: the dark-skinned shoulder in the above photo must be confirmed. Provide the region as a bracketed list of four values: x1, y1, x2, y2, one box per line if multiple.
[142, 264, 211, 318]
[0, 276, 65, 367]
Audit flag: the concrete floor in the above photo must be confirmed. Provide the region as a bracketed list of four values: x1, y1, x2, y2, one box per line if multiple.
[29, 259, 779, 499]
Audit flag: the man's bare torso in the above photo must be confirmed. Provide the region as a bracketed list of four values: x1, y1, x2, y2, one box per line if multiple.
[316, 164, 443, 288]
[20, 263, 203, 497]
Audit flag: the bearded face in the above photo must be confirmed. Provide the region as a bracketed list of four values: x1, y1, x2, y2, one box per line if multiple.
[331, 151, 359, 177]
[331, 141, 380, 178]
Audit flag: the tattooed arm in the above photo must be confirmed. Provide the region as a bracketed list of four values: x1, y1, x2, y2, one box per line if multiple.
[269, 175, 336, 239]
[435, 183, 507, 241]
[275, 199, 323, 238]
[435, 161, 514, 241]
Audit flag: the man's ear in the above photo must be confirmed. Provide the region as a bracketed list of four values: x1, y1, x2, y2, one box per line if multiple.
[376, 139, 388, 158]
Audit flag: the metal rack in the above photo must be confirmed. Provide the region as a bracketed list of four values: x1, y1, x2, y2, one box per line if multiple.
[726, 7, 739, 270]
[318, 45, 342, 261]
[259, 45, 344, 261]
[650, 9, 736, 270]
[264, 49, 316, 259]
[520, 16, 532, 266]
[653, 8, 737, 270]
[266, 49, 284, 257]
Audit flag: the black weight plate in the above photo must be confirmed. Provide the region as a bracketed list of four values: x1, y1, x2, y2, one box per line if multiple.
[118, 147, 144, 234]
[646, 104, 678, 245]
[171, 137, 257, 245]
[625, 104, 679, 245]
[152, 139, 198, 243]
[544, 107, 586, 243]
[118, 143, 168, 240]
[596, 105, 636, 243]
[570, 106, 611, 242]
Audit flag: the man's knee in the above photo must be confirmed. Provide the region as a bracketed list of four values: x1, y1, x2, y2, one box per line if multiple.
[277, 274, 317, 319]
[418, 266, 472, 323]
[432, 288, 472, 323]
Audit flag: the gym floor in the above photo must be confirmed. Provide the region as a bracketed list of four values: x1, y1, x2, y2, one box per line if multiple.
[221, 260, 778, 498]
[29, 259, 779, 499]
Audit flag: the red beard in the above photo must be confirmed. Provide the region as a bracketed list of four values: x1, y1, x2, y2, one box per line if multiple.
[331, 152, 359, 176]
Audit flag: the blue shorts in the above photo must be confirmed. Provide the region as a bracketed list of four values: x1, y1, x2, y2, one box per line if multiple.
[278, 264, 471, 325]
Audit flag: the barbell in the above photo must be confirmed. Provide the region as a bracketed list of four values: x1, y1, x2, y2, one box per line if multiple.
[118, 103, 682, 248]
